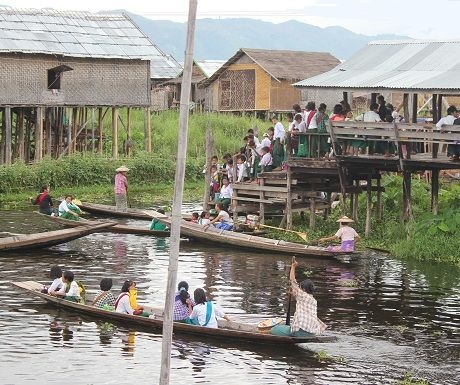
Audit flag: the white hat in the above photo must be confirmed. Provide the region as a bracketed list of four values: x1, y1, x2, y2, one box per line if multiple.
[116, 165, 129, 172]
[337, 216, 354, 223]
[263, 133, 269, 137]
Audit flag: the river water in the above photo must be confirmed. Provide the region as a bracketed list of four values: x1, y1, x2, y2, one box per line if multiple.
[0, 209, 458, 384]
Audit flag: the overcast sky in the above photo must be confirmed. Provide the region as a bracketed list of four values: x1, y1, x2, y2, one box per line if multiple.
[3, 0, 459, 39]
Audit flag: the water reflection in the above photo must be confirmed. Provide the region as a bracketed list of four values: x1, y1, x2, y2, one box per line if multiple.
[0, 210, 459, 384]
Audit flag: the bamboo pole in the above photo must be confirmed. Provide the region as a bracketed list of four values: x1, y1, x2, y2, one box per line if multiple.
[202, 123, 213, 211]
[17, 109, 24, 161]
[431, 169, 439, 215]
[286, 165, 293, 230]
[127, 107, 132, 157]
[35, 107, 43, 161]
[159, 1, 197, 384]
[144, 107, 152, 153]
[98, 107, 103, 154]
[365, 177, 372, 237]
[4, 106, 11, 165]
[112, 107, 118, 159]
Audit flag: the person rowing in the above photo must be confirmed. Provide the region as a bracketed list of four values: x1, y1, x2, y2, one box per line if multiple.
[319, 216, 361, 252]
[271, 257, 326, 337]
[205, 203, 233, 231]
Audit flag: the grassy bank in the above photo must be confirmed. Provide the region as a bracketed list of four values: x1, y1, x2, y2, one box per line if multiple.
[0, 111, 458, 264]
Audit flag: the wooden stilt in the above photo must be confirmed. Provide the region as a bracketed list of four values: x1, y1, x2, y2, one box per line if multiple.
[91, 108, 95, 152]
[17, 109, 25, 161]
[309, 197, 316, 229]
[144, 107, 152, 153]
[402, 171, 412, 222]
[126, 107, 132, 157]
[45, 108, 52, 156]
[365, 177, 372, 237]
[4, 106, 12, 165]
[202, 125, 213, 212]
[25, 117, 31, 163]
[376, 177, 382, 220]
[431, 169, 439, 215]
[259, 178, 265, 225]
[34, 107, 43, 161]
[112, 107, 118, 159]
[286, 166, 293, 230]
[98, 107, 103, 154]
[432, 94, 438, 158]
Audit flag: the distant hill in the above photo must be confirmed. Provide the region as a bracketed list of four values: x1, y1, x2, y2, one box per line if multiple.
[127, 13, 409, 61]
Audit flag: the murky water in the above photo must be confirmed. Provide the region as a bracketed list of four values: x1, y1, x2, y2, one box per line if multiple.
[0, 210, 459, 384]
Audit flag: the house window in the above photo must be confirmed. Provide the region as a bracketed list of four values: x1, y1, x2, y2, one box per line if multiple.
[47, 65, 73, 90]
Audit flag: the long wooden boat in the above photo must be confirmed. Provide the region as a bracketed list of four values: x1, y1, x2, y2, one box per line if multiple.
[78, 202, 155, 220]
[0, 222, 115, 252]
[14, 281, 336, 345]
[36, 212, 170, 237]
[151, 211, 357, 259]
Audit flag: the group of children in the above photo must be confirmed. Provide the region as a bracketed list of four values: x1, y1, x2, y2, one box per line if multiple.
[31, 186, 82, 221]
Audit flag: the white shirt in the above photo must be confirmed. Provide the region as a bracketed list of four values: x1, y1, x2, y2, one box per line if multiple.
[363, 111, 382, 123]
[115, 293, 134, 315]
[335, 226, 359, 241]
[273, 122, 286, 141]
[297, 121, 307, 133]
[219, 184, 233, 199]
[260, 152, 273, 166]
[261, 137, 271, 148]
[236, 163, 248, 182]
[56, 280, 80, 298]
[58, 200, 70, 214]
[287, 122, 296, 132]
[436, 115, 456, 131]
[190, 302, 226, 328]
[217, 210, 233, 224]
[199, 218, 211, 225]
[308, 113, 319, 129]
[47, 277, 63, 294]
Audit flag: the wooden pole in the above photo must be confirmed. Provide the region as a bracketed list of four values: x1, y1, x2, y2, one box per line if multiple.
[376, 177, 382, 220]
[127, 107, 132, 157]
[432, 94, 438, 158]
[365, 177, 372, 237]
[286, 165, 293, 230]
[342, 91, 349, 105]
[91, 108, 95, 152]
[431, 169, 439, 215]
[402, 171, 412, 222]
[159, 1, 197, 384]
[309, 196, 316, 229]
[202, 124, 213, 211]
[34, 107, 43, 161]
[17, 109, 25, 161]
[259, 177, 265, 225]
[4, 106, 12, 165]
[98, 107, 103, 154]
[144, 107, 152, 153]
[112, 107, 118, 159]
[45, 108, 52, 156]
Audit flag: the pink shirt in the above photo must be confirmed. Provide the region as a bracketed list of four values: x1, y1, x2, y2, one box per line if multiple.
[335, 226, 359, 241]
[114, 173, 128, 194]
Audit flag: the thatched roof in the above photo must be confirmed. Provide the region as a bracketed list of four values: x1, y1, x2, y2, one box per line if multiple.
[201, 48, 340, 87]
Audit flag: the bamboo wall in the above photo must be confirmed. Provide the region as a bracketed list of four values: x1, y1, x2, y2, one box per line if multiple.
[269, 79, 301, 111]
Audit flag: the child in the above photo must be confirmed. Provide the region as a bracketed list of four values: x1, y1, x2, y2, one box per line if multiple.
[209, 164, 220, 200]
[190, 212, 199, 223]
[92, 278, 116, 310]
[188, 288, 231, 328]
[58, 195, 81, 220]
[115, 280, 148, 316]
[150, 209, 167, 231]
[206, 203, 233, 231]
[53, 271, 81, 302]
[198, 211, 211, 226]
[216, 177, 233, 210]
[174, 281, 195, 322]
[258, 146, 273, 173]
[319, 216, 361, 252]
[31, 185, 54, 215]
[43, 265, 63, 294]
[236, 155, 250, 183]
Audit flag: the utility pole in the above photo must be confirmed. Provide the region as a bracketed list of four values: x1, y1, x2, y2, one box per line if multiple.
[159, 1, 198, 384]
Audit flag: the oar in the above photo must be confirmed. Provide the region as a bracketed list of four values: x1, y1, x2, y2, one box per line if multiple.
[285, 290, 292, 326]
[259, 224, 308, 242]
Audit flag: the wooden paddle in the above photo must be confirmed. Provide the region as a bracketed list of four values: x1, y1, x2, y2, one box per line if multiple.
[259, 224, 308, 242]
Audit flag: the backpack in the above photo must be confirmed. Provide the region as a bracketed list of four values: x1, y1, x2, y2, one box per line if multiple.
[76, 281, 86, 302]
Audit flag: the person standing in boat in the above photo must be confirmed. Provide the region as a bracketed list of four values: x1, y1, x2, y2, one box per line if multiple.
[319, 216, 361, 252]
[271, 257, 326, 337]
[58, 195, 81, 221]
[30, 185, 54, 215]
[205, 203, 233, 230]
[114, 165, 129, 212]
[188, 288, 231, 328]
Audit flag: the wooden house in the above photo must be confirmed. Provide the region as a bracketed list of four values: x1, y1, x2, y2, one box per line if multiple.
[200, 48, 340, 115]
[0, 8, 180, 164]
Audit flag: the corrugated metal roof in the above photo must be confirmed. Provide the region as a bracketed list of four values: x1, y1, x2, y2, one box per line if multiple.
[0, 7, 181, 79]
[201, 48, 340, 87]
[195, 60, 225, 78]
[294, 40, 460, 91]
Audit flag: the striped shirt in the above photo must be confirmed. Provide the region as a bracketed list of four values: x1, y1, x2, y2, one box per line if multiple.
[290, 280, 326, 334]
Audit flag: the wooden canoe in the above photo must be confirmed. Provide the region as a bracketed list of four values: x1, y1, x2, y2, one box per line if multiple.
[151, 211, 358, 259]
[36, 212, 170, 237]
[13, 281, 336, 345]
[0, 222, 115, 252]
[78, 202, 155, 220]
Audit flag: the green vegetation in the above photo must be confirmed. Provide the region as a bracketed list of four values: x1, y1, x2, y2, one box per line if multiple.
[398, 373, 429, 385]
[0, 111, 458, 264]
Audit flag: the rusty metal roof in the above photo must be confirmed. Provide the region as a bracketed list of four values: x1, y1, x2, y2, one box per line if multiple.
[293, 40, 460, 92]
[201, 48, 340, 87]
[0, 7, 181, 79]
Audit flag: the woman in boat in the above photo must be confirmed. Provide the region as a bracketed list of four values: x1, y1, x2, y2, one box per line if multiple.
[319, 216, 361, 252]
[206, 203, 233, 231]
[92, 278, 116, 310]
[174, 281, 195, 322]
[30, 185, 54, 215]
[271, 257, 326, 337]
[115, 280, 147, 316]
[188, 288, 230, 328]
[58, 195, 81, 221]
[149, 209, 167, 231]
[43, 265, 63, 294]
[114, 165, 129, 212]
